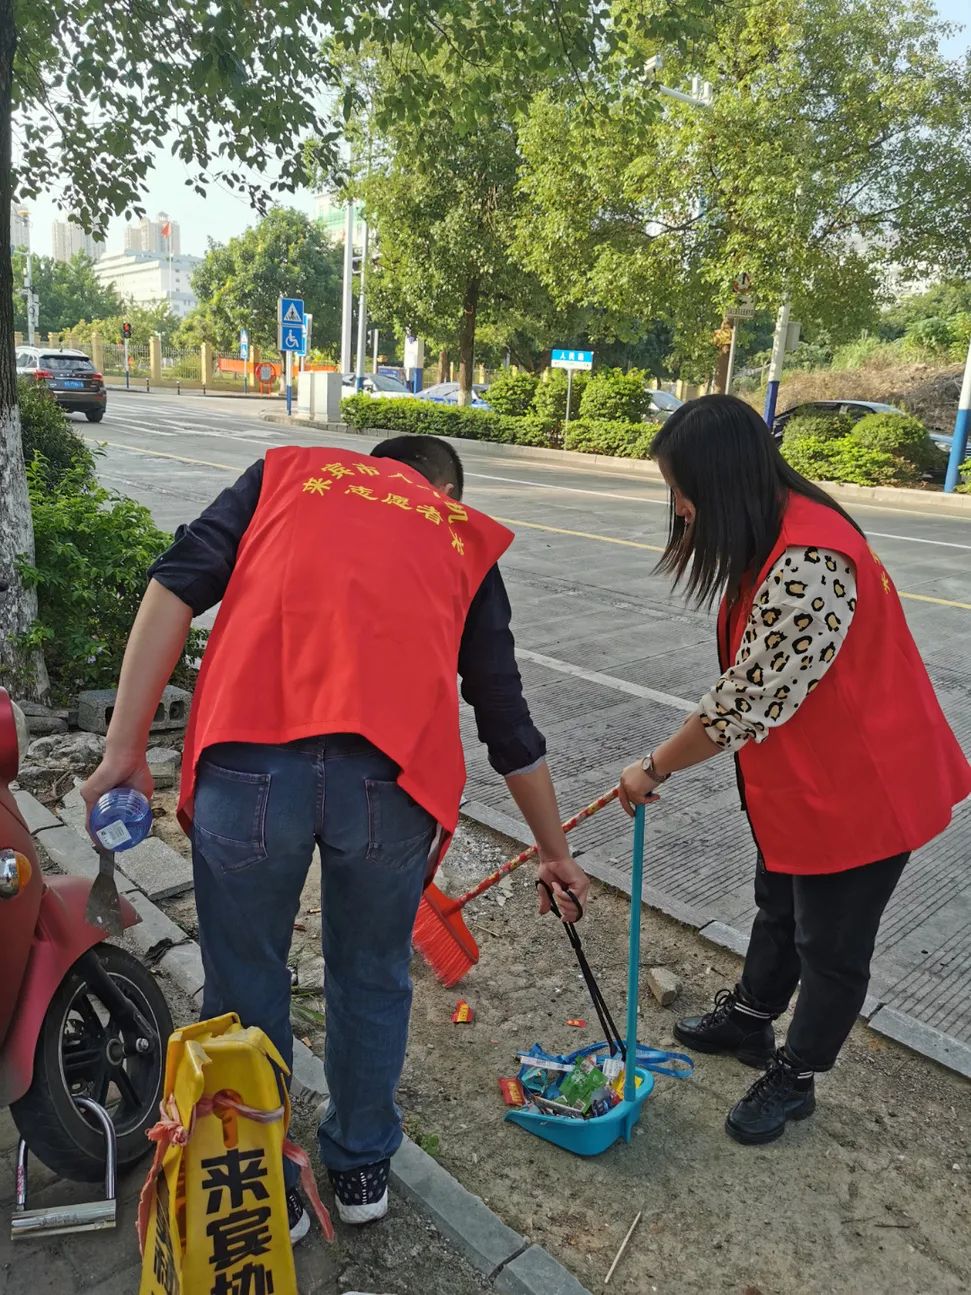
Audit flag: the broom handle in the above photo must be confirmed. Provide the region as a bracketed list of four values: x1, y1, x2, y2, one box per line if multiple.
[454, 786, 619, 907]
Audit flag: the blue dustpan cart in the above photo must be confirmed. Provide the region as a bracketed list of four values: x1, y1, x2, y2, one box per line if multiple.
[506, 806, 686, 1156]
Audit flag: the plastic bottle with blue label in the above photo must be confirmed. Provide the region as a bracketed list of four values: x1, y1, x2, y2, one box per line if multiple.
[90, 787, 152, 852]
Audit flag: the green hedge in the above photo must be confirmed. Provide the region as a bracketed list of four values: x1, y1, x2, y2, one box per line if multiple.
[579, 370, 651, 423]
[486, 369, 539, 416]
[531, 369, 587, 424]
[850, 412, 944, 474]
[780, 411, 944, 487]
[564, 419, 660, 458]
[782, 411, 853, 443]
[18, 378, 95, 488]
[341, 396, 661, 458]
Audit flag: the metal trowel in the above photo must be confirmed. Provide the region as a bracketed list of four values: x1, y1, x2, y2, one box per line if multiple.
[85, 846, 124, 934]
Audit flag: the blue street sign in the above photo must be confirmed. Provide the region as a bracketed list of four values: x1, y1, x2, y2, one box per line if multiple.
[279, 297, 305, 326]
[280, 325, 307, 355]
[551, 348, 594, 371]
[239, 328, 249, 360]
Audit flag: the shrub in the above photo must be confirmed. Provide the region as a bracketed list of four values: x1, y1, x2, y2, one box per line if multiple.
[903, 316, 955, 358]
[958, 458, 971, 494]
[828, 442, 918, 487]
[531, 370, 587, 425]
[16, 457, 207, 704]
[782, 411, 854, 443]
[780, 436, 840, 480]
[564, 419, 660, 459]
[850, 411, 939, 472]
[485, 369, 538, 416]
[18, 378, 95, 488]
[579, 370, 651, 423]
[510, 416, 558, 448]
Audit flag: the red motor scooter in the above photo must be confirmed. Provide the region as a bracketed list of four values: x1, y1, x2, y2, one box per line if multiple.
[0, 687, 173, 1238]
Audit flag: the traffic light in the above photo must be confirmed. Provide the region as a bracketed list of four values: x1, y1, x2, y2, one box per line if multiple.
[122, 321, 132, 339]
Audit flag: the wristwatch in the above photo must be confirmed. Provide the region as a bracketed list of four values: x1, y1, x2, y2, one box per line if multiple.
[641, 753, 670, 784]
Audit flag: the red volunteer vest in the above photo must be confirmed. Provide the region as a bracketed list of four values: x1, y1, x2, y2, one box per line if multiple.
[178, 447, 513, 841]
[718, 492, 970, 875]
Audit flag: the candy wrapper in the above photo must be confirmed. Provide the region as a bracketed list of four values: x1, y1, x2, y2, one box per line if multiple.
[498, 1077, 527, 1107]
[451, 1000, 474, 1024]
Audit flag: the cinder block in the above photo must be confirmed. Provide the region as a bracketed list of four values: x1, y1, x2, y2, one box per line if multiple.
[147, 745, 181, 788]
[646, 965, 681, 1007]
[78, 685, 191, 736]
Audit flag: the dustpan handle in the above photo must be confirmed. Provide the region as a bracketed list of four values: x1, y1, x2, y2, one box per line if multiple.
[624, 806, 646, 1104]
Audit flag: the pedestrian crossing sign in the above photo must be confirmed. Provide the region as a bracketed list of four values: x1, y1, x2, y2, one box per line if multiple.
[278, 297, 305, 326]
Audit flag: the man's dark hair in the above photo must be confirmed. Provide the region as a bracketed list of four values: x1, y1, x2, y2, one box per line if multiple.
[651, 394, 864, 608]
[371, 435, 464, 498]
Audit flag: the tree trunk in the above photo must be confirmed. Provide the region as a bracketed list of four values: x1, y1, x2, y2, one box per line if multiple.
[0, 2, 49, 700]
[456, 276, 480, 407]
[437, 349, 449, 385]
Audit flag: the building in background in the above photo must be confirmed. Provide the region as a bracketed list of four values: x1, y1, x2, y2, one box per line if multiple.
[52, 220, 105, 263]
[124, 212, 182, 257]
[314, 192, 364, 250]
[93, 249, 201, 317]
[11, 203, 30, 251]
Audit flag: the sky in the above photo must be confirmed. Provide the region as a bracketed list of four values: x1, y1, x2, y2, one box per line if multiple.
[14, 2, 970, 260]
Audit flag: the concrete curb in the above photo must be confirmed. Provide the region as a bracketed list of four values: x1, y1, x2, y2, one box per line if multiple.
[261, 413, 971, 517]
[458, 799, 971, 1083]
[17, 787, 593, 1295]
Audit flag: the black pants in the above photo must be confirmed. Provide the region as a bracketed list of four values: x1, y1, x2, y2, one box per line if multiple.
[739, 852, 908, 1071]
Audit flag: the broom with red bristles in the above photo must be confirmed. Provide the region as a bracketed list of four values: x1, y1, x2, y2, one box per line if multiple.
[413, 786, 620, 986]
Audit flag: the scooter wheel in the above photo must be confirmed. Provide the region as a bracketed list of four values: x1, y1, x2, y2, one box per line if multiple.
[10, 943, 173, 1182]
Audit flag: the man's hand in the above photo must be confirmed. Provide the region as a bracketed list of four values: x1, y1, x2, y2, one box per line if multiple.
[618, 760, 662, 817]
[80, 751, 154, 837]
[536, 855, 590, 923]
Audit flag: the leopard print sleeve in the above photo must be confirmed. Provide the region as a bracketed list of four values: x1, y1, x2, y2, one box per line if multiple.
[699, 546, 858, 752]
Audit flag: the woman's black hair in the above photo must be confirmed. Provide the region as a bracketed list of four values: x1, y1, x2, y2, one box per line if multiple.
[650, 394, 864, 608]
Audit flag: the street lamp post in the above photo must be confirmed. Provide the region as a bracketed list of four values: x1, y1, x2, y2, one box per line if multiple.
[340, 203, 355, 374]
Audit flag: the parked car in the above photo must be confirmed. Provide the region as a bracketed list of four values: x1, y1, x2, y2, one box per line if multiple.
[646, 389, 683, 421]
[771, 399, 902, 441]
[414, 381, 490, 409]
[14, 347, 107, 422]
[341, 372, 414, 399]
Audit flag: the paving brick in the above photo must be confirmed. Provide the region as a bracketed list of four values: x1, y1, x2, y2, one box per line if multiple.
[14, 789, 61, 833]
[146, 745, 180, 789]
[116, 836, 194, 901]
[159, 941, 206, 999]
[291, 1038, 329, 1103]
[123, 888, 192, 960]
[34, 823, 101, 881]
[646, 965, 681, 1007]
[495, 1244, 592, 1295]
[390, 1135, 525, 1278]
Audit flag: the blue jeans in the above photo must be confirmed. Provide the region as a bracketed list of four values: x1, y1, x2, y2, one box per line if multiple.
[191, 735, 436, 1178]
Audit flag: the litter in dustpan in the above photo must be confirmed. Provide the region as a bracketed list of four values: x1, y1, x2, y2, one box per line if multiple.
[504, 806, 693, 1156]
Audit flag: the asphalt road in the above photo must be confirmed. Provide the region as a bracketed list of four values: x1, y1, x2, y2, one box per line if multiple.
[76, 390, 971, 1062]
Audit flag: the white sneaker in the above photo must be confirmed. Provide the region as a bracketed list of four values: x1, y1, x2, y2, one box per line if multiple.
[329, 1159, 390, 1225]
[287, 1189, 311, 1245]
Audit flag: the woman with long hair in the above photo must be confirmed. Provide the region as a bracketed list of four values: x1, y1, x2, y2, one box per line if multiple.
[618, 395, 970, 1146]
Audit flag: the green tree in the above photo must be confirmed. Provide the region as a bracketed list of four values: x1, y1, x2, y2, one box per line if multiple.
[516, 0, 971, 391]
[68, 302, 181, 348]
[12, 251, 122, 335]
[2, 0, 697, 691]
[177, 209, 343, 355]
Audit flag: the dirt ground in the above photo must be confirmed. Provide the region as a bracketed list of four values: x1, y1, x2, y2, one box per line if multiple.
[153, 797, 971, 1295]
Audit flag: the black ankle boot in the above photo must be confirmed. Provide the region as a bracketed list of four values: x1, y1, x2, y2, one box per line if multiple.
[725, 1048, 816, 1145]
[673, 987, 775, 1068]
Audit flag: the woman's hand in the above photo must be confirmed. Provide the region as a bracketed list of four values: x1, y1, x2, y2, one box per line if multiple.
[618, 760, 662, 817]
